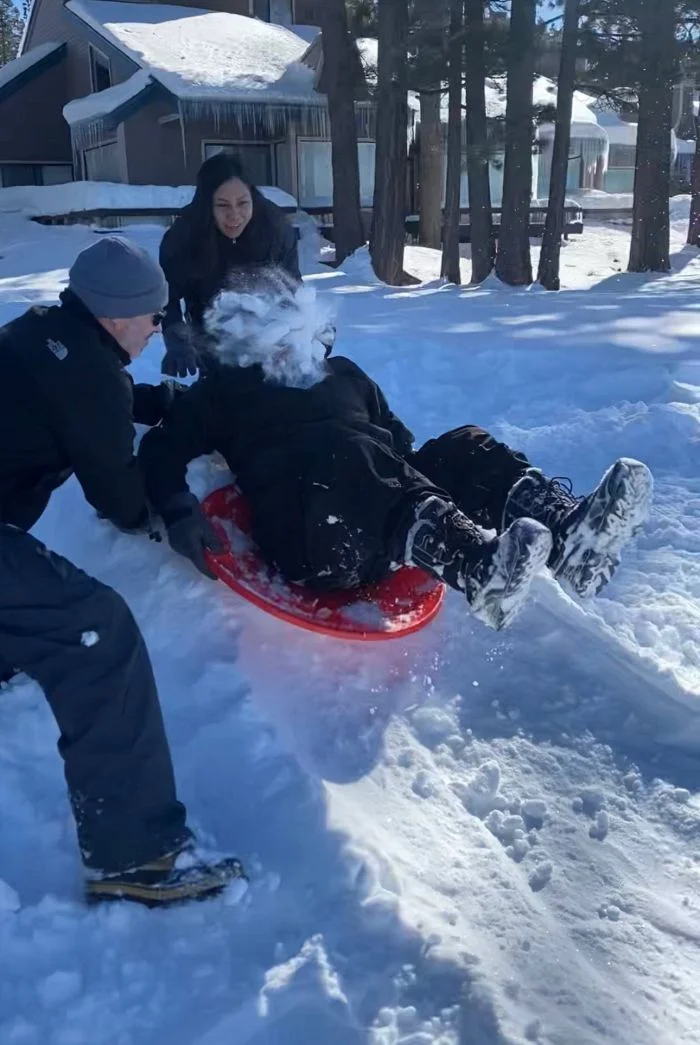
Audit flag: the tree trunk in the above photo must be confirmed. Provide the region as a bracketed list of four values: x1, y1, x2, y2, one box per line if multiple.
[319, 0, 365, 265]
[628, 0, 675, 273]
[538, 0, 580, 290]
[464, 0, 494, 284]
[370, 0, 410, 285]
[441, 0, 463, 284]
[419, 91, 444, 248]
[688, 118, 700, 246]
[494, 0, 536, 286]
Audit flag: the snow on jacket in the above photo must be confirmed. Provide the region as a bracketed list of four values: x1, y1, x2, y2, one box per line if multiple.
[0, 290, 171, 532]
[138, 357, 444, 584]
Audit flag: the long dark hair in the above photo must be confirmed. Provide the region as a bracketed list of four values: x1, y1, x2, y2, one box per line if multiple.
[164, 153, 284, 289]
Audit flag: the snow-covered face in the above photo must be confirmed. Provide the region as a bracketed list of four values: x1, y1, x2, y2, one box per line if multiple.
[99, 311, 163, 360]
[212, 177, 254, 241]
[205, 269, 335, 388]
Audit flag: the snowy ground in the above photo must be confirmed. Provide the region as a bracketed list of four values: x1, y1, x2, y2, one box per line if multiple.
[1, 210, 699, 1045]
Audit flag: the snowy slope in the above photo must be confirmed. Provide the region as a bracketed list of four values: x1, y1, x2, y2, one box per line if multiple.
[1, 213, 699, 1045]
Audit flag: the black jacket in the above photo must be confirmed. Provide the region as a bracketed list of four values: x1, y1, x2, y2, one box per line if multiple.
[160, 196, 301, 339]
[0, 290, 171, 532]
[138, 358, 444, 584]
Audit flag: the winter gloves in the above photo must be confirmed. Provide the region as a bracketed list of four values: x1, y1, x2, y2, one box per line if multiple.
[162, 492, 224, 580]
[161, 322, 198, 379]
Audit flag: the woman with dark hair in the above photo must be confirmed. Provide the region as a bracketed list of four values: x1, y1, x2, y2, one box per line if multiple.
[160, 152, 302, 378]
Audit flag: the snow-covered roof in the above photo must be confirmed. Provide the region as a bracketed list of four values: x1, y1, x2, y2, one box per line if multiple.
[66, 0, 320, 107]
[0, 41, 64, 92]
[0, 181, 298, 217]
[63, 68, 153, 125]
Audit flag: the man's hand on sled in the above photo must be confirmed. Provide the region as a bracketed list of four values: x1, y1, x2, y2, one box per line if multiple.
[162, 492, 224, 580]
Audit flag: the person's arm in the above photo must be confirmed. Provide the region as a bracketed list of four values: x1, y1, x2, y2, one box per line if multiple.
[279, 220, 302, 282]
[138, 381, 225, 577]
[128, 375, 183, 428]
[46, 356, 150, 531]
[371, 383, 415, 457]
[160, 226, 198, 378]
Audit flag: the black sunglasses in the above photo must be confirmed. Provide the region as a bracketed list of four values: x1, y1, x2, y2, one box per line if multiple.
[152, 310, 166, 327]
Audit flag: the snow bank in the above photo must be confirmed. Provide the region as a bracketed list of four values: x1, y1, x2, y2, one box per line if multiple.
[0, 182, 298, 217]
[66, 0, 318, 106]
[0, 41, 63, 91]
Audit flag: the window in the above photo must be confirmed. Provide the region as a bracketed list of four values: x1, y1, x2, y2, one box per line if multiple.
[83, 142, 121, 182]
[297, 140, 375, 207]
[252, 0, 269, 19]
[609, 144, 636, 169]
[0, 164, 73, 187]
[294, 0, 322, 23]
[89, 45, 112, 93]
[203, 142, 274, 185]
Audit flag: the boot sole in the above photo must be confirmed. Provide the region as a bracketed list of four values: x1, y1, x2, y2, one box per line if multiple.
[470, 520, 552, 631]
[86, 864, 248, 909]
[556, 458, 653, 599]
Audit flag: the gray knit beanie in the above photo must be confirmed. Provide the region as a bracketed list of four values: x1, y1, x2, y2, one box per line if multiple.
[68, 236, 168, 319]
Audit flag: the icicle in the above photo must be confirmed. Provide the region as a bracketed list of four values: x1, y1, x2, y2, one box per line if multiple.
[177, 99, 188, 170]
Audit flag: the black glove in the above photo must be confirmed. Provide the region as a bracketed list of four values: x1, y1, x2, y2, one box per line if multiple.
[163, 492, 224, 579]
[162, 323, 198, 379]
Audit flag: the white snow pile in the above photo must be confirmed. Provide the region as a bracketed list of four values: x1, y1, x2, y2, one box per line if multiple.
[207, 269, 335, 387]
[0, 181, 298, 217]
[1, 208, 700, 1045]
[62, 68, 153, 125]
[0, 41, 63, 90]
[66, 0, 318, 105]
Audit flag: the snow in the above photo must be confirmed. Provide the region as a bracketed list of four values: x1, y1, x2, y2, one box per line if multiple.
[0, 41, 63, 90]
[1, 202, 700, 1044]
[66, 0, 319, 106]
[0, 181, 298, 216]
[63, 69, 153, 126]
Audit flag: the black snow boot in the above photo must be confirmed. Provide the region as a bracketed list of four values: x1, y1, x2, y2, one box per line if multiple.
[86, 844, 248, 908]
[502, 457, 653, 599]
[405, 495, 552, 631]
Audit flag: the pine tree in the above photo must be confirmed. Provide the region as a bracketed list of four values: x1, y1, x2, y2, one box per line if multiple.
[411, 0, 449, 249]
[464, 0, 495, 283]
[0, 0, 23, 66]
[319, 0, 366, 264]
[538, 0, 580, 290]
[441, 0, 463, 283]
[628, 0, 676, 273]
[494, 0, 537, 286]
[370, 0, 411, 285]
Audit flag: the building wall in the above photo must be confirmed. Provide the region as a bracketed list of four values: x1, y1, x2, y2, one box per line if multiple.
[122, 100, 188, 184]
[0, 59, 72, 164]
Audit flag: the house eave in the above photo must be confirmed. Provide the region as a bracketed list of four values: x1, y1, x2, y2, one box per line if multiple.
[0, 42, 67, 103]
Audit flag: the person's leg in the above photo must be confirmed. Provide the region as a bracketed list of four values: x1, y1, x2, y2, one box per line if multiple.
[0, 525, 244, 904]
[0, 525, 189, 871]
[502, 458, 653, 598]
[411, 428, 652, 598]
[410, 425, 531, 530]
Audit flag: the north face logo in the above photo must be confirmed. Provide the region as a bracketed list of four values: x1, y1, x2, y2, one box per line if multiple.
[47, 338, 68, 361]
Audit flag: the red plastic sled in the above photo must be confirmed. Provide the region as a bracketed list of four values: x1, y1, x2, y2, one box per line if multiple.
[201, 484, 445, 641]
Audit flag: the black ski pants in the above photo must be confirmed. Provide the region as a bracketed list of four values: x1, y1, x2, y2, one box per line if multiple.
[0, 525, 190, 873]
[269, 424, 531, 590]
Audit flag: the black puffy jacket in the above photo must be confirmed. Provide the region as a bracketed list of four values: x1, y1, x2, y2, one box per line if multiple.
[0, 290, 171, 532]
[138, 358, 444, 584]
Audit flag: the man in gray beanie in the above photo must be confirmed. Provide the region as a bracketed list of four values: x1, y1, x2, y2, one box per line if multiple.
[0, 236, 241, 906]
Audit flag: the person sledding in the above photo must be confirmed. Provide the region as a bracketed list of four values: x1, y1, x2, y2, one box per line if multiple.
[139, 270, 653, 631]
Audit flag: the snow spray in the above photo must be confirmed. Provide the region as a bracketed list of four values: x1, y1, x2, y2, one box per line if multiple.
[205, 267, 336, 388]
